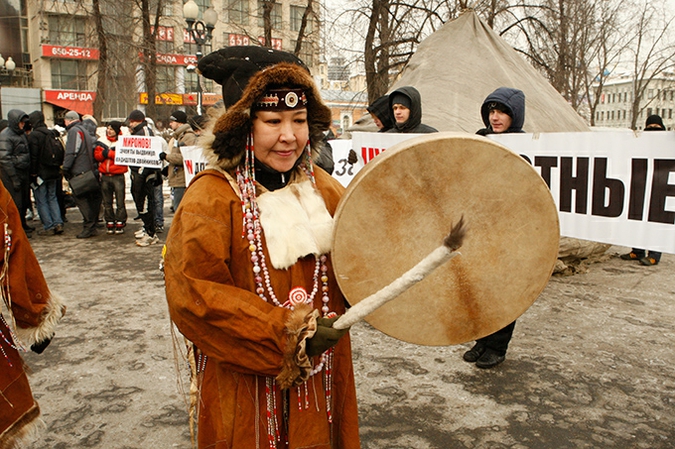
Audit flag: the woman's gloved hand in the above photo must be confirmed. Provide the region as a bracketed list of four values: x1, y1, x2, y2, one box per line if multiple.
[306, 316, 349, 357]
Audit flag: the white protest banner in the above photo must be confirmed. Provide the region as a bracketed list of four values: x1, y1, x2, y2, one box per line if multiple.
[328, 139, 361, 187]
[115, 135, 165, 169]
[180, 145, 208, 186]
[490, 130, 675, 254]
[339, 130, 675, 254]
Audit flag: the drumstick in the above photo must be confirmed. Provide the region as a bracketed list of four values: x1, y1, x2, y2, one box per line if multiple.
[333, 216, 467, 330]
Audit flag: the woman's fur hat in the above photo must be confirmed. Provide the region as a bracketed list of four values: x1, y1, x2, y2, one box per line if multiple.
[208, 62, 332, 171]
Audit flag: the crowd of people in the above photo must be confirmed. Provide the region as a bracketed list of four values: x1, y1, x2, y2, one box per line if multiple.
[0, 107, 208, 247]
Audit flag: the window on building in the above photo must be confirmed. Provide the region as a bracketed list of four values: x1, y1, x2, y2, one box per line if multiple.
[290, 5, 312, 32]
[229, 0, 250, 25]
[596, 111, 600, 122]
[601, 111, 604, 120]
[623, 110, 627, 120]
[647, 107, 652, 116]
[163, 0, 174, 16]
[670, 109, 673, 119]
[612, 93, 616, 103]
[611, 111, 614, 120]
[258, 1, 282, 29]
[51, 59, 88, 90]
[648, 89, 653, 99]
[156, 66, 175, 93]
[157, 40, 174, 54]
[48, 15, 87, 46]
[185, 71, 199, 93]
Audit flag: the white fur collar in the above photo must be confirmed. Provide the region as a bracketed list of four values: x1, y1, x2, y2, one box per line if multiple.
[257, 180, 333, 270]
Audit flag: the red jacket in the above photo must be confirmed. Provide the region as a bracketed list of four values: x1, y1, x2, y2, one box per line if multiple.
[94, 135, 128, 175]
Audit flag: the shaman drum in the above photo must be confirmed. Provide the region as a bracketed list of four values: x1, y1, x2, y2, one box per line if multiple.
[331, 132, 559, 345]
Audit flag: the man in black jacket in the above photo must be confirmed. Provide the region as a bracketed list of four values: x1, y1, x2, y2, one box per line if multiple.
[127, 109, 160, 247]
[464, 86, 526, 369]
[0, 109, 33, 236]
[385, 86, 438, 134]
[28, 111, 65, 236]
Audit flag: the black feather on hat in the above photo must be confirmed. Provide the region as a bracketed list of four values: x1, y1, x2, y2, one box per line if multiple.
[198, 46, 309, 109]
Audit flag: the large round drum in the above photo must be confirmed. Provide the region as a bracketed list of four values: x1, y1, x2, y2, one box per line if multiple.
[331, 132, 559, 345]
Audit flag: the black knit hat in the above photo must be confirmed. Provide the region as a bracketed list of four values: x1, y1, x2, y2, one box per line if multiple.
[108, 120, 123, 135]
[198, 46, 309, 109]
[390, 92, 412, 110]
[169, 110, 188, 124]
[645, 114, 665, 129]
[127, 109, 145, 122]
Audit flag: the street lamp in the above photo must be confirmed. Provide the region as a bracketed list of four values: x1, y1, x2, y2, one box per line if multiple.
[183, 0, 218, 114]
[0, 54, 16, 119]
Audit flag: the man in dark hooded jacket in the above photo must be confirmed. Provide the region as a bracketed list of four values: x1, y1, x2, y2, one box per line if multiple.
[28, 111, 64, 235]
[367, 95, 394, 132]
[463, 86, 525, 369]
[385, 86, 438, 134]
[0, 109, 33, 235]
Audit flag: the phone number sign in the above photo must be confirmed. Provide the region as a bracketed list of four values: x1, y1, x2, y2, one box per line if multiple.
[42, 45, 100, 60]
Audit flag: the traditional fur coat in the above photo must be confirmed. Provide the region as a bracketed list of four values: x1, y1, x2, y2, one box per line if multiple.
[163, 63, 360, 448]
[0, 183, 64, 449]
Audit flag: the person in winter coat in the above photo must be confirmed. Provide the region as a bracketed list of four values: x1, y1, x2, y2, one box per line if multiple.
[164, 62, 360, 449]
[367, 94, 394, 132]
[126, 110, 162, 247]
[620, 114, 666, 266]
[28, 111, 65, 235]
[161, 110, 196, 212]
[0, 180, 65, 448]
[385, 86, 438, 134]
[0, 109, 33, 236]
[94, 121, 128, 235]
[463, 86, 526, 369]
[62, 110, 102, 239]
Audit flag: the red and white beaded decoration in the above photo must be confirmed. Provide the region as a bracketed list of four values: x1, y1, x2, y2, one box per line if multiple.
[236, 134, 336, 448]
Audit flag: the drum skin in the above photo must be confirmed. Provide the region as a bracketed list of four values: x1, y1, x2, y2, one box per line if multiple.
[332, 132, 559, 345]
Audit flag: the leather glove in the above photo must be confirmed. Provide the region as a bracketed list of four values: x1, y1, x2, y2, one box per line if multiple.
[31, 335, 53, 354]
[306, 316, 349, 357]
[159, 152, 167, 161]
[347, 149, 358, 164]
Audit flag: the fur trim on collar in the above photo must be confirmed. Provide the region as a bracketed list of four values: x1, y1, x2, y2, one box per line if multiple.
[257, 178, 334, 270]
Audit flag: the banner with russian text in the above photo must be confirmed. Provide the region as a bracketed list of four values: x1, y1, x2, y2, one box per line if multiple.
[180, 145, 208, 186]
[115, 136, 165, 169]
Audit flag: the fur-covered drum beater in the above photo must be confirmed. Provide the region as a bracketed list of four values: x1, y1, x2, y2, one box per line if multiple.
[331, 132, 560, 345]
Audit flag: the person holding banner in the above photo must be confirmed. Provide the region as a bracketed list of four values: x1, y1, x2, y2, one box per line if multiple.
[94, 121, 127, 235]
[163, 62, 359, 448]
[620, 114, 666, 266]
[463, 87, 526, 369]
[385, 86, 438, 134]
[126, 110, 161, 247]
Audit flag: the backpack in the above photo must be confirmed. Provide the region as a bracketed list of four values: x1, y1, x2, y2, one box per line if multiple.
[39, 128, 65, 167]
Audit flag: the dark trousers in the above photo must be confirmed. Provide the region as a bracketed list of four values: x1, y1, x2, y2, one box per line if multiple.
[74, 188, 102, 232]
[630, 248, 661, 263]
[1, 172, 29, 229]
[477, 321, 516, 356]
[130, 170, 145, 215]
[101, 174, 127, 225]
[139, 177, 156, 237]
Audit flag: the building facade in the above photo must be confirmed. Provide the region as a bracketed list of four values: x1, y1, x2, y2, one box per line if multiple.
[594, 73, 675, 130]
[4, 0, 322, 124]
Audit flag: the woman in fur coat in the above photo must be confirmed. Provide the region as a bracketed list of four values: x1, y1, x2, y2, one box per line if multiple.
[163, 62, 360, 448]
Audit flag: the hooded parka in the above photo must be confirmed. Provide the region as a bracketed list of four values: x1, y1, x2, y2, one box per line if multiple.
[385, 86, 438, 133]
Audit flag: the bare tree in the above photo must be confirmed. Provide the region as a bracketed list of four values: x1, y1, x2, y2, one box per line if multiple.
[626, 1, 675, 129]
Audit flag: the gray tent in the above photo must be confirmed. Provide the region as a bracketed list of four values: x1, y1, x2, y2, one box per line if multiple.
[389, 11, 590, 133]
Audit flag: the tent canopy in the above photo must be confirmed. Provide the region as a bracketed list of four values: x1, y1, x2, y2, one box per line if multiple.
[389, 11, 590, 133]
